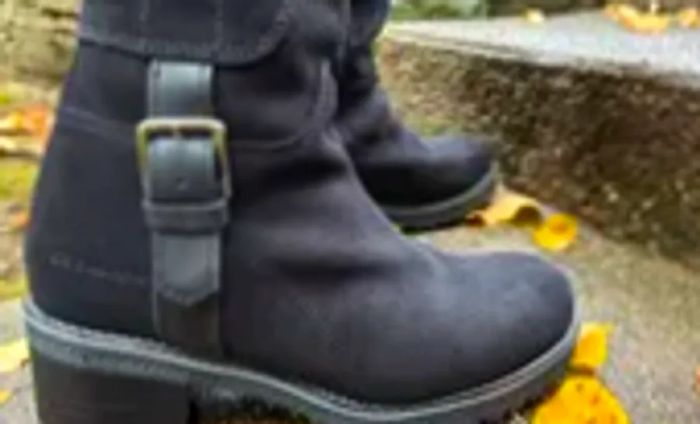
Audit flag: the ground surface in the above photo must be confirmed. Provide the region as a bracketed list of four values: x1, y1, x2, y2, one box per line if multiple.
[0, 222, 699, 423]
[388, 12, 700, 83]
[379, 13, 700, 270]
[1, 10, 700, 422]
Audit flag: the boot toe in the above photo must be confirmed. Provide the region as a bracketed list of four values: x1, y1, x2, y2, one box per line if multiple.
[342, 251, 577, 404]
[445, 251, 576, 391]
[427, 134, 495, 191]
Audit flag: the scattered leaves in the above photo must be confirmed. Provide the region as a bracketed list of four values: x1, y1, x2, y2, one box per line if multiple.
[2, 105, 52, 138]
[467, 189, 579, 251]
[0, 339, 29, 373]
[0, 112, 24, 136]
[0, 136, 42, 160]
[624, 11, 671, 33]
[604, 2, 677, 34]
[571, 323, 614, 372]
[676, 7, 700, 28]
[533, 213, 579, 252]
[532, 375, 630, 424]
[532, 322, 629, 424]
[0, 105, 53, 159]
[604, 3, 634, 21]
[0, 390, 11, 406]
[19, 104, 53, 142]
[7, 209, 29, 233]
[523, 8, 546, 24]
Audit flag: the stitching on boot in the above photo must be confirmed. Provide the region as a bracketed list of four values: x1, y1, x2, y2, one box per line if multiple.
[233, 62, 338, 151]
[48, 251, 148, 287]
[79, 0, 293, 66]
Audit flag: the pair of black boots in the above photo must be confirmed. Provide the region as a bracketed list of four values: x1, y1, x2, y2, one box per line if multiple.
[24, 1, 579, 423]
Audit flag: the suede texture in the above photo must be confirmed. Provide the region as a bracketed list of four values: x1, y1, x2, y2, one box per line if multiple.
[26, 0, 575, 405]
[338, 1, 493, 207]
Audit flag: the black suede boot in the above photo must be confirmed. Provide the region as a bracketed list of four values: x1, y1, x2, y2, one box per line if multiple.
[25, 1, 578, 423]
[337, 0, 497, 228]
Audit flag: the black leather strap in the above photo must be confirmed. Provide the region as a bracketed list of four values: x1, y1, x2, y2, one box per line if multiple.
[139, 61, 229, 355]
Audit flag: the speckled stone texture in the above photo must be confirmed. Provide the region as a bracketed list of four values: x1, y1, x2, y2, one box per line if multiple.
[378, 12, 700, 269]
[0, 0, 77, 81]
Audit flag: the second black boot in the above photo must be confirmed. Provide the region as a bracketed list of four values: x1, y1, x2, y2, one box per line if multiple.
[25, 1, 578, 423]
[337, 0, 497, 229]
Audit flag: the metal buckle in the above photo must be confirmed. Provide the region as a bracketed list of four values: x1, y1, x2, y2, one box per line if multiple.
[136, 117, 231, 196]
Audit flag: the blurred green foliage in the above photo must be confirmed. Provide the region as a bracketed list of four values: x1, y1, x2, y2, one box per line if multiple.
[0, 160, 38, 203]
[391, 0, 488, 20]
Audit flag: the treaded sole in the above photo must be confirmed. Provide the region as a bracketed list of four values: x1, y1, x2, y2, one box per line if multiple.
[381, 166, 498, 230]
[25, 300, 579, 424]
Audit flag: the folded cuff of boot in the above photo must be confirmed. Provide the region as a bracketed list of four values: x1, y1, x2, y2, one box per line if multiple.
[79, 0, 346, 66]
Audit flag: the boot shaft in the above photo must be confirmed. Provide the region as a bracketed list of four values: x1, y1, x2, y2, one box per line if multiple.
[71, 0, 354, 144]
[25, 1, 579, 409]
[80, 0, 348, 66]
[26, 0, 352, 340]
[337, 0, 390, 115]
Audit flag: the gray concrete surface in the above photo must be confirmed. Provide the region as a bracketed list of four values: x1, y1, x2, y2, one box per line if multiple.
[388, 12, 700, 87]
[379, 13, 700, 270]
[1, 224, 698, 423]
[432, 225, 700, 423]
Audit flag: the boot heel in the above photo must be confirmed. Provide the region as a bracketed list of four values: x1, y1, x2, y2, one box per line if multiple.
[31, 348, 191, 424]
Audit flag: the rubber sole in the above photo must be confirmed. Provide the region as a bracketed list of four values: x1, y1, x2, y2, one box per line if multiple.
[25, 300, 579, 424]
[381, 166, 498, 230]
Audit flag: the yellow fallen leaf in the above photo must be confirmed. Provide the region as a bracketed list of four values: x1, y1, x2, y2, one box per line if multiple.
[677, 7, 700, 28]
[0, 390, 11, 406]
[0, 278, 28, 302]
[20, 104, 53, 142]
[533, 213, 578, 252]
[533, 375, 630, 424]
[571, 323, 614, 372]
[603, 3, 619, 20]
[523, 8, 546, 24]
[0, 105, 53, 146]
[0, 112, 24, 136]
[0, 339, 29, 373]
[467, 189, 543, 228]
[0, 136, 43, 160]
[0, 137, 19, 154]
[620, 10, 671, 33]
[629, 14, 671, 33]
[604, 3, 639, 22]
